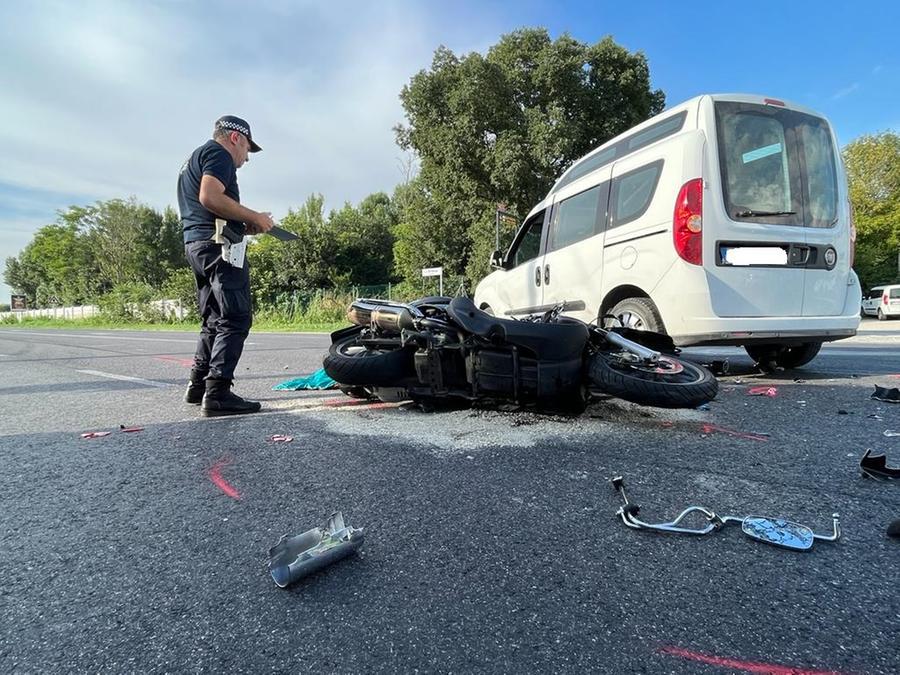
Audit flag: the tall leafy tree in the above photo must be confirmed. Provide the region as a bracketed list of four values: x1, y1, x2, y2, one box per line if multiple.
[4, 217, 98, 305]
[843, 132, 900, 289]
[329, 192, 398, 286]
[84, 198, 184, 289]
[395, 28, 665, 286]
[248, 194, 334, 306]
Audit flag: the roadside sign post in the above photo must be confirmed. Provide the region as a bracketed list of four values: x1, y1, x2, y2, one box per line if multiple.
[10, 295, 26, 323]
[421, 266, 443, 296]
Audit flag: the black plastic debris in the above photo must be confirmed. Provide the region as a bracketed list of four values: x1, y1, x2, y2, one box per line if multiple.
[860, 449, 900, 480]
[888, 520, 900, 539]
[872, 385, 900, 403]
[268, 511, 364, 588]
[701, 359, 729, 376]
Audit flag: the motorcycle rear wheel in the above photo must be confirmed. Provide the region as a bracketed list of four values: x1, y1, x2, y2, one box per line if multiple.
[323, 333, 414, 386]
[588, 353, 718, 409]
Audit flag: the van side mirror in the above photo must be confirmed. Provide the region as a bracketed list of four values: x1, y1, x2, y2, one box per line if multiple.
[490, 249, 505, 269]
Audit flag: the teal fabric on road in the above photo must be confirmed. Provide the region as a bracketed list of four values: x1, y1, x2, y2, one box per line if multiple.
[273, 368, 337, 390]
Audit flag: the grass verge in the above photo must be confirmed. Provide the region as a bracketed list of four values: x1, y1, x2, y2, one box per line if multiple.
[0, 316, 344, 333]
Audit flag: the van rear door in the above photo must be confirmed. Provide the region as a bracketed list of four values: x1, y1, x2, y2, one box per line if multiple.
[707, 100, 846, 318]
[794, 119, 847, 316]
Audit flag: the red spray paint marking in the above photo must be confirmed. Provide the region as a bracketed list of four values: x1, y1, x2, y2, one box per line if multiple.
[701, 423, 770, 442]
[323, 397, 375, 408]
[154, 355, 195, 368]
[657, 645, 848, 675]
[208, 458, 241, 500]
[322, 398, 398, 410]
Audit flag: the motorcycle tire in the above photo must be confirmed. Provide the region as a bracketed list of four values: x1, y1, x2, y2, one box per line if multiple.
[323, 333, 415, 386]
[588, 353, 718, 409]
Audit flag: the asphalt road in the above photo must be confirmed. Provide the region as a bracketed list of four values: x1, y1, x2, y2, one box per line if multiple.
[1, 319, 899, 674]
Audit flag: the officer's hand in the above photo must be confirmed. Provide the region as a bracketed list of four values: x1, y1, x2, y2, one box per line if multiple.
[252, 212, 275, 234]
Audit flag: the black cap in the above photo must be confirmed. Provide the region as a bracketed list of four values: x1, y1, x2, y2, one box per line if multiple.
[215, 115, 262, 152]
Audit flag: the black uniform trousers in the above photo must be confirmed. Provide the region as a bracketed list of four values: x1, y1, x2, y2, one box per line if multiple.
[185, 240, 252, 381]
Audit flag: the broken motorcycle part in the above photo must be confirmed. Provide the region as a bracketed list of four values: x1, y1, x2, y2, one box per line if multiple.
[611, 476, 840, 551]
[268, 511, 364, 587]
[860, 449, 900, 480]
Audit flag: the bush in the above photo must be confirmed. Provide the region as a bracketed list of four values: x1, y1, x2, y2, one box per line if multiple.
[97, 282, 164, 322]
[162, 267, 199, 321]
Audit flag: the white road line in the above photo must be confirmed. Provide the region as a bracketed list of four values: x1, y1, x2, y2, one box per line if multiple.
[76, 369, 174, 388]
[0, 330, 254, 345]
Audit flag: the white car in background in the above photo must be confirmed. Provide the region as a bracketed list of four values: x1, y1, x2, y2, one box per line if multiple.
[862, 284, 900, 320]
[475, 93, 861, 369]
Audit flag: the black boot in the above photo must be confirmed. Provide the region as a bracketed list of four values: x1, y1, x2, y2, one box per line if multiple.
[201, 378, 262, 417]
[184, 368, 208, 405]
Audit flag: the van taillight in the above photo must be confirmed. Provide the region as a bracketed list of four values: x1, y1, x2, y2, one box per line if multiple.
[884, 294, 889, 305]
[674, 178, 703, 265]
[848, 199, 856, 267]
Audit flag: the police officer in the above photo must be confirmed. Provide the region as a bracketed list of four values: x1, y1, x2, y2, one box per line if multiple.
[177, 115, 274, 416]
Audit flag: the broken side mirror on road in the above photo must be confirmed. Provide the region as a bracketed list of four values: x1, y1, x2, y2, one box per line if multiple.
[611, 476, 840, 551]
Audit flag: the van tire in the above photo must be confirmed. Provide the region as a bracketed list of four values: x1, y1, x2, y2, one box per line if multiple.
[604, 297, 665, 333]
[744, 342, 823, 370]
[878, 308, 886, 321]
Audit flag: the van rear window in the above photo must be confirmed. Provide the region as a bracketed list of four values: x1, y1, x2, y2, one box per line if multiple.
[715, 102, 838, 228]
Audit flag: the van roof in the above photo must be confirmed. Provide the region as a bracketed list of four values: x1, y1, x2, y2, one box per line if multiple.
[528, 93, 830, 221]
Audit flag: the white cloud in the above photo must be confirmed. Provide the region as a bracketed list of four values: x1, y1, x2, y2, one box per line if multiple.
[0, 0, 501, 239]
[831, 82, 860, 100]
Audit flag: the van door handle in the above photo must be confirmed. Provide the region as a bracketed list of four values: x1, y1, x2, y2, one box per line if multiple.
[544, 264, 550, 285]
[535, 266, 541, 287]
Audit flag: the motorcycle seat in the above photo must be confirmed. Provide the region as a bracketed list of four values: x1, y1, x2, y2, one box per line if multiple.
[447, 297, 589, 362]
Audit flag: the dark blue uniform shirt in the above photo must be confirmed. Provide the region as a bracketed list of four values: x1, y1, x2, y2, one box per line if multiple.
[177, 139, 244, 243]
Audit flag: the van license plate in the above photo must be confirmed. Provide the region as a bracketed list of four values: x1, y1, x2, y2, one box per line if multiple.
[721, 246, 788, 266]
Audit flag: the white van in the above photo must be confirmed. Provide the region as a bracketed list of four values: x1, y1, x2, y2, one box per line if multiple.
[862, 284, 900, 320]
[474, 93, 861, 368]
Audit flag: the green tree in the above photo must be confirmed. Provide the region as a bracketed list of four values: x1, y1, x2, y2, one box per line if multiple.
[83, 198, 185, 289]
[3, 219, 97, 306]
[395, 28, 665, 286]
[843, 132, 900, 289]
[329, 192, 398, 286]
[248, 194, 334, 308]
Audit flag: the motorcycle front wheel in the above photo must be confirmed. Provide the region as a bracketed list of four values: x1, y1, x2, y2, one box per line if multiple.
[323, 332, 415, 386]
[588, 353, 718, 409]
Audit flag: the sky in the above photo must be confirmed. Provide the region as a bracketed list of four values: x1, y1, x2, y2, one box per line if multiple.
[2, 0, 899, 302]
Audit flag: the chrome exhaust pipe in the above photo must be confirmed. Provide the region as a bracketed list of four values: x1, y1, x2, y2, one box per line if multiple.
[347, 299, 418, 332]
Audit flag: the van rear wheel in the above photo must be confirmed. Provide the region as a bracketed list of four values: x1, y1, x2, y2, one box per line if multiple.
[603, 297, 664, 334]
[745, 342, 823, 370]
[878, 308, 886, 321]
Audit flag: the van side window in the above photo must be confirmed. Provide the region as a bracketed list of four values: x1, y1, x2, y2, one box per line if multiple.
[891, 288, 900, 299]
[509, 211, 545, 268]
[609, 160, 663, 228]
[554, 147, 616, 192]
[626, 113, 686, 151]
[548, 184, 605, 252]
[552, 112, 686, 194]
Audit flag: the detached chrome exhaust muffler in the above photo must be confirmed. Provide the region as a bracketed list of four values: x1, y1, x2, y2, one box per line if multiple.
[347, 299, 419, 333]
[267, 511, 365, 588]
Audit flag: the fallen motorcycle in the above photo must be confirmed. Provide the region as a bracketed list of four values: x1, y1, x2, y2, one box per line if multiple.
[322, 296, 718, 411]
